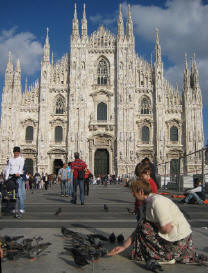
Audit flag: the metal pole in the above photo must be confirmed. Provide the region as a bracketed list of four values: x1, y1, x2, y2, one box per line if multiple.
[164, 163, 167, 189]
[177, 158, 181, 192]
[202, 149, 205, 194]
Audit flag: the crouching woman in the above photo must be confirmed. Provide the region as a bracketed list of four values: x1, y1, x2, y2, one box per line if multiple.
[108, 179, 207, 265]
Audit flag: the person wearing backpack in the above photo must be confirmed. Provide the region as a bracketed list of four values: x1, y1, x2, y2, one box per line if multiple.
[70, 152, 87, 205]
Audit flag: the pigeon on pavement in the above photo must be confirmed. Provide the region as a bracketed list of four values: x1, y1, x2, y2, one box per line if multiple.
[55, 207, 62, 216]
[109, 233, 116, 243]
[104, 204, 109, 212]
[117, 234, 124, 244]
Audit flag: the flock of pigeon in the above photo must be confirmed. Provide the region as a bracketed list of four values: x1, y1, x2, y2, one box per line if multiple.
[0, 228, 164, 273]
[61, 226, 124, 266]
[0, 228, 124, 266]
[0, 235, 51, 261]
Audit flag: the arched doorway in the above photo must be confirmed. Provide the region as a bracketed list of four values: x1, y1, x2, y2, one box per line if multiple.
[53, 159, 63, 174]
[94, 149, 109, 177]
[25, 158, 34, 175]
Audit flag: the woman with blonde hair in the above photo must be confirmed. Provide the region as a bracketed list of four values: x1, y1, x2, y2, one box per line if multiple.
[108, 179, 208, 268]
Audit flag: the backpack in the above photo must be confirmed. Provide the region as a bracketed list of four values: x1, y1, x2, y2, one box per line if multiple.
[4, 177, 18, 192]
[78, 170, 85, 179]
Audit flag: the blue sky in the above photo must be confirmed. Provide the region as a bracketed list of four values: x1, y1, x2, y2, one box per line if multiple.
[0, 0, 208, 143]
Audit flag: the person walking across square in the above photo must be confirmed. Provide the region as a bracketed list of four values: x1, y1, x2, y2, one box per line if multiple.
[71, 153, 87, 205]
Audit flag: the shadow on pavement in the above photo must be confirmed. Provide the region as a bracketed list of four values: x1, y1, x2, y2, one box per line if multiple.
[100, 198, 132, 204]
[46, 197, 70, 203]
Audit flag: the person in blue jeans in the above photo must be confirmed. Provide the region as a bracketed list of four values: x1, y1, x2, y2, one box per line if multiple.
[71, 153, 87, 205]
[58, 163, 69, 197]
[15, 176, 26, 212]
[5, 146, 25, 214]
[66, 162, 73, 196]
[181, 179, 205, 205]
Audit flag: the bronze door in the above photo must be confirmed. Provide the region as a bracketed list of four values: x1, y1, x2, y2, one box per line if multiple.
[94, 149, 109, 177]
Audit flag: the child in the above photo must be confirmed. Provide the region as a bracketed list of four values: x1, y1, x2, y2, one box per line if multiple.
[134, 163, 158, 220]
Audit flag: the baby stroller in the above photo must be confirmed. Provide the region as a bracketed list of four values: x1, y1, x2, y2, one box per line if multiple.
[1, 175, 18, 216]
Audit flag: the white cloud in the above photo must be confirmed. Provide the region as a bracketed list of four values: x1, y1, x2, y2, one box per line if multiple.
[89, 14, 116, 26]
[0, 27, 43, 76]
[122, 0, 208, 104]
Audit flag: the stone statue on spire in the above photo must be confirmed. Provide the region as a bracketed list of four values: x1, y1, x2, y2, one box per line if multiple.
[81, 3, 88, 39]
[117, 4, 124, 40]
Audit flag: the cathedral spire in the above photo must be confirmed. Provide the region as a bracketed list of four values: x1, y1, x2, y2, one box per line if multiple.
[183, 53, 190, 90]
[72, 3, 80, 39]
[51, 51, 54, 66]
[81, 3, 88, 39]
[126, 4, 133, 40]
[24, 77, 28, 93]
[117, 4, 124, 40]
[155, 28, 162, 64]
[15, 57, 21, 72]
[191, 53, 199, 89]
[14, 57, 21, 84]
[43, 27, 50, 63]
[5, 51, 14, 88]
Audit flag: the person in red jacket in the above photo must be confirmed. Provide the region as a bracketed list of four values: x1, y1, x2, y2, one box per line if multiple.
[134, 163, 158, 220]
[70, 152, 87, 205]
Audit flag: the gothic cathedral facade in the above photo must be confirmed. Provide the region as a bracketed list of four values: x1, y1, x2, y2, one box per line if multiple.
[0, 4, 204, 176]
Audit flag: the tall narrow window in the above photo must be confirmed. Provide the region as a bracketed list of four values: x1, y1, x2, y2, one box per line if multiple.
[97, 58, 109, 85]
[55, 96, 65, 114]
[141, 97, 151, 114]
[97, 102, 107, 121]
[25, 126, 33, 141]
[170, 126, 178, 141]
[55, 126, 63, 142]
[142, 126, 150, 143]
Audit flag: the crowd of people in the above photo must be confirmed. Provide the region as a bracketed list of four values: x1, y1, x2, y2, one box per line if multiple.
[0, 147, 208, 269]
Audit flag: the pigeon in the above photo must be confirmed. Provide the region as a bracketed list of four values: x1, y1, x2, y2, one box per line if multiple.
[145, 259, 163, 273]
[104, 204, 109, 212]
[55, 207, 62, 216]
[69, 248, 89, 266]
[126, 208, 134, 214]
[3, 235, 24, 243]
[109, 233, 116, 243]
[117, 234, 124, 244]
[87, 234, 108, 242]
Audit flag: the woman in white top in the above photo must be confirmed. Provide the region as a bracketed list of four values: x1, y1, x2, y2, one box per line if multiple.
[108, 179, 208, 266]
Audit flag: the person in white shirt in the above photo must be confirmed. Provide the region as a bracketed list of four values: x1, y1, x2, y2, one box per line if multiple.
[5, 146, 25, 214]
[108, 179, 208, 266]
[181, 179, 204, 205]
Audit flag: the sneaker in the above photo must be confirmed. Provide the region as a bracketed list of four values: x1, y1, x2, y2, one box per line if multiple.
[81, 202, 84, 206]
[19, 209, 25, 214]
[158, 259, 176, 265]
[61, 194, 64, 197]
[65, 195, 69, 197]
